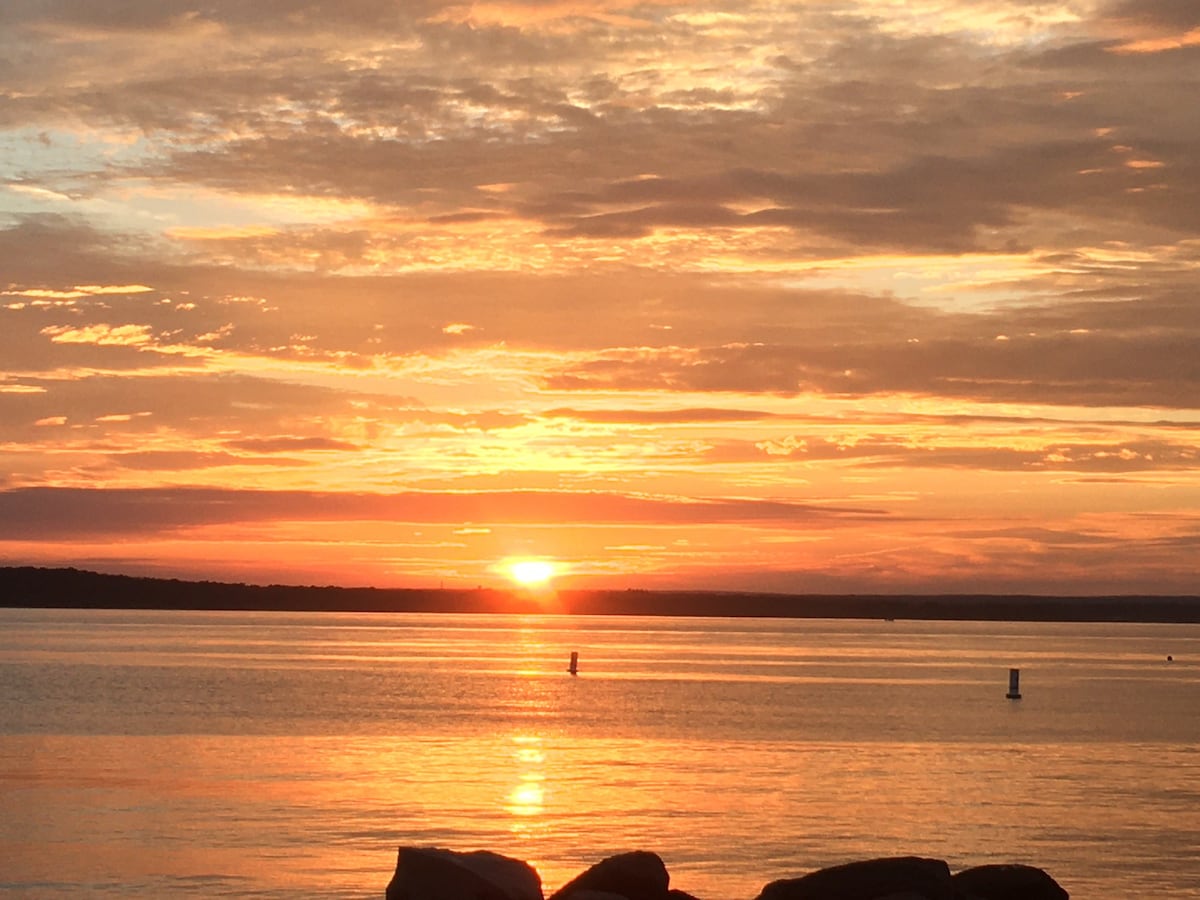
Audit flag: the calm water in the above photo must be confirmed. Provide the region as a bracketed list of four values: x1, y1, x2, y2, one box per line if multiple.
[1, 609, 1198, 899]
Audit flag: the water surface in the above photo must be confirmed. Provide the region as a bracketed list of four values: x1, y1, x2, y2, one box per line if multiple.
[1, 610, 1197, 898]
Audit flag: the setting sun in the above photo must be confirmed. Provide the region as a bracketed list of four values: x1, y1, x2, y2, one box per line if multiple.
[507, 560, 557, 587]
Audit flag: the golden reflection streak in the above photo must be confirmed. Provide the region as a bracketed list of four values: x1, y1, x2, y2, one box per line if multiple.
[506, 732, 550, 849]
[505, 621, 554, 836]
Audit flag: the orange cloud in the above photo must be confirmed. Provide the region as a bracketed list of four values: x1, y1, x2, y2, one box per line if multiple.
[41, 324, 155, 347]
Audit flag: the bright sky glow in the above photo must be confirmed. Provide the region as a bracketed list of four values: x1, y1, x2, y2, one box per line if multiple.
[1, 0, 1199, 596]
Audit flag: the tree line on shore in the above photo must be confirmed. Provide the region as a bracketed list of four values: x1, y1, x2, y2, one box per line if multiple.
[2, 566, 1198, 622]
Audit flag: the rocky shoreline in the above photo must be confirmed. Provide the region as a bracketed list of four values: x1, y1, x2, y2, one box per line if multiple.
[384, 847, 1069, 899]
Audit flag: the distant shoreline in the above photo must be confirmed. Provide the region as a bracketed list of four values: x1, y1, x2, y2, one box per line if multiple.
[2, 566, 1199, 622]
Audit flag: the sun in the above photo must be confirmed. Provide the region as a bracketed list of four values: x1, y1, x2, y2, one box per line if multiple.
[507, 559, 557, 587]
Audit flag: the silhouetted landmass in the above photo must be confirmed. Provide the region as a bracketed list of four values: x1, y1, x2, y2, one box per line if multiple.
[2, 566, 1198, 622]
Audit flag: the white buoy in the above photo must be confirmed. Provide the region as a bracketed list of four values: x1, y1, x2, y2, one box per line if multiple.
[1006, 667, 1022, 700]
[568, 651, 578, 676]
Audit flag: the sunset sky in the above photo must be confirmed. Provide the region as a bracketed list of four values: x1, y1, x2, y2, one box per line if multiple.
[2, 0, 1198, 595]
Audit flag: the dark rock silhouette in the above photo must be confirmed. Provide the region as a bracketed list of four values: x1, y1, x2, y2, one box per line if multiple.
[384, 848, 1070, 900]
[952, 864, 1069, 900]
[548, 851, 670, 900]
[753, 856, 957, 900]
[385, 847, 542, 900]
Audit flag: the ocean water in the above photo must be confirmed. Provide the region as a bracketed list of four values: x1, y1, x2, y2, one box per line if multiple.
[0, 608, 1197, 899]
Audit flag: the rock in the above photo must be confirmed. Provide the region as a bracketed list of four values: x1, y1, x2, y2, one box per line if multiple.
[952, 864, 1068, 900]
[556, 891, 700, 900]
[379, 846, 1069, 900]
[548, 851, 671, 900]
[754, 856, 957, 900]
[385, 846, 543, 900]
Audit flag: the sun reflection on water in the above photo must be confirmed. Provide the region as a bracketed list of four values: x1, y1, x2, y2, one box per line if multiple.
[506, 733, 549, 849]
[507, 777, 545, 816]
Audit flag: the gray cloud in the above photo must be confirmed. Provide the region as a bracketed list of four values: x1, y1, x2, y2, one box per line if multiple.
[1106, 0, 1200, 29]
[0, 486, 886, 540]
[544, 329, 1200, 409]
[106, 450, 311, 471]
[0, 372, 393, 444]
[6, 209, 1196, 414]
[0, 1, 440, 33]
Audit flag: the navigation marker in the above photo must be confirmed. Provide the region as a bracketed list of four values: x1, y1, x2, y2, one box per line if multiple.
[1006, 667, 1022, 700]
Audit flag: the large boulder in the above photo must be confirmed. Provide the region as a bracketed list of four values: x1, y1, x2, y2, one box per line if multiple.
[548, 851, 671, 900]
[754, 856, 957, 900]
[952, 864, 1068, 899]
[385, 846, 543, 900]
